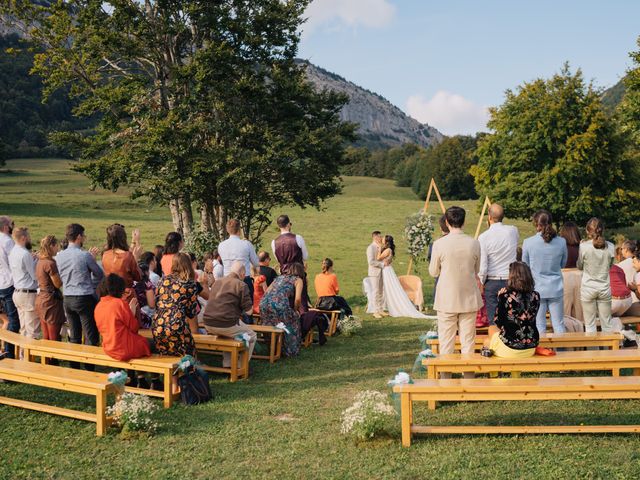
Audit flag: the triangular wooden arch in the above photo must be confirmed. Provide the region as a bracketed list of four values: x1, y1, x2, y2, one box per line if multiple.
[474, 196, 493, 239]
[407, 178, 446, 275]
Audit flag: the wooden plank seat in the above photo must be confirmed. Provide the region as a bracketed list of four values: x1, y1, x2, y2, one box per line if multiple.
[248, 325, 283, 363]
[427, 332, 623, 354]
[0, 358, 116, 436]
[309, 309, 341, 336]
[393, 377, 640, 446]
[621, 316, 640, 332]
[0, 329, 180, 408]
[138, 329, 249, 382]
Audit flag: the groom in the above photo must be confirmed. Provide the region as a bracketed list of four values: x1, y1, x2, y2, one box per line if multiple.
[367, 231, 388, 319]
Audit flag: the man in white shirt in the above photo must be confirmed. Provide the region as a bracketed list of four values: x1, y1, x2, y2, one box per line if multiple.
[217, 218, 259, 298]
[0, 216, 20, 357]
[478, 204, 519, 325]
[8, 226, 41, 339]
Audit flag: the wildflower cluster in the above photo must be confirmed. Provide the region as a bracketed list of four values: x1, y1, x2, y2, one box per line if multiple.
[338, 315, 363, 337]
[340, 390, 396, 440]
[107, 393, 159, 435]
[404, 211, 434, 267]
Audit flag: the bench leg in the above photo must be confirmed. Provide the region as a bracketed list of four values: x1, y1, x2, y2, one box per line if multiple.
[96, 390, 107, 437]
[242, 348, 249, 378]
[269, 332, 276, 364]
[401, 393, 412, 447]
[163, 369, 174, 408]
[230, 348, 238, 382]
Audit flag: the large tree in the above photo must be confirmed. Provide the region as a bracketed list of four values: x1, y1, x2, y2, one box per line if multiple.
[620, 36, 640, 148]
[4, 0, 355, 243]
[471, 64, 640, 228]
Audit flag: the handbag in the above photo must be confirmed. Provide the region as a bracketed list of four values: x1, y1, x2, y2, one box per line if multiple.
[177, 366, 213, 405]
[315, 296, 339, 311]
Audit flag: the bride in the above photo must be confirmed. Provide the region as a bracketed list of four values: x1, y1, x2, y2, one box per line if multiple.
[366, 235, 428, 319]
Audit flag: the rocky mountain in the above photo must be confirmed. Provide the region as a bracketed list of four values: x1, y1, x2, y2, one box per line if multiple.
[300, 61, 443, 150]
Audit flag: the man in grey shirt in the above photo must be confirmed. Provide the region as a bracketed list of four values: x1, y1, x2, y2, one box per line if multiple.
[55, 223, 103, 366]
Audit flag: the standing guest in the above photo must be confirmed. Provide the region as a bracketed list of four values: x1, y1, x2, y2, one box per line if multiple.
[35, 235, 65, 341]
[101, 224, 142, 313]
[559, 222, 584, 321]
[484, 262, 540, 358]
[429, 206, 483, 378]
[134, 262, 156, 329]
[258, 251, 277, 287]
[56, 223, 104, 354]
[95, 274, 151, 362]
[314, 258, 352, 316]
[152, 253, 201, 357]
[478, 203, 519, 325]
[428, 215, 450, 299]
[252, 266, 267, 314]
[160, 232, 183, 276]
[139, 251, 161, 287]
[260, 262, 305, 357]
[202, 261, 257, 366]
[271, 214, 310, 311]
[218, 219, 259, 297]
[578, 218, 615, 332]
[8, 227, 41, 339]
[366, 231, 386, 319]
[152, 245, 164, 278]
[522, 210, 567, 334]
[0, 216, 20, 357]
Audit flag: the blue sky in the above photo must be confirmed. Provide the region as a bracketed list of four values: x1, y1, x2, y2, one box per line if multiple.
[299, 0, 640, 136]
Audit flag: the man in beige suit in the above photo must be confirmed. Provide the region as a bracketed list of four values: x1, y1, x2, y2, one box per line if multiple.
[367, 231, 387, 319]
[429, 206, 483, 378]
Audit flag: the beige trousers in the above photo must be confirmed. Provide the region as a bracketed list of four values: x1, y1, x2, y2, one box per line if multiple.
[436, 311, 475, 379]
[371, 274, 385, 313]
[205, 321, 256, 367]
[12, 290, 41, 339]
[562, 269, 583, 321]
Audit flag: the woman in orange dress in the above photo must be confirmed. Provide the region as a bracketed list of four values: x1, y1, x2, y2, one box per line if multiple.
[101, 224, 142, 315]
[160, 232, 183, 276]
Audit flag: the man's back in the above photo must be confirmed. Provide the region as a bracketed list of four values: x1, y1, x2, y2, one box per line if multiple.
[218, 236, 256, 277]
[203, 275, 251, 328]
[429, 232, 482, 313]
[0, 232, 14, 289]
[56, 245, 95, 295]
[478, 222, 519, 280]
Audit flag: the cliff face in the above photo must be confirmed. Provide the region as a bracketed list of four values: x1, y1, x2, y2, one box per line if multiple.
[301, 61, 443, 149]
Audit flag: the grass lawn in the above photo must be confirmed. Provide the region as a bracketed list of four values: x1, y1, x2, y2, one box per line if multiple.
[2, 158, 640, 479]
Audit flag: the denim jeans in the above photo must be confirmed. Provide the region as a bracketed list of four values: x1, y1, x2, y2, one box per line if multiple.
[0, 285, 20, 358]
[536, 296, 565, 334]
[484, 279, 507, 326]
[63, 295, 99, 370]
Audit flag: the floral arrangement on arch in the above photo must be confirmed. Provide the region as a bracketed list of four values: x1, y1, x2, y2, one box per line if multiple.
[404, 211, 434, 267]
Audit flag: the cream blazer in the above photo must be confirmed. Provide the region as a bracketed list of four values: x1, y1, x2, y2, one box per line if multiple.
[367, 242, 384, 277]
[429, 231, 483, 313]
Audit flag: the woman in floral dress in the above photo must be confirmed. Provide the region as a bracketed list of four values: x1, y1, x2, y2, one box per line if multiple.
[259, 262, 304, 357]
[152, 253, 201, 356]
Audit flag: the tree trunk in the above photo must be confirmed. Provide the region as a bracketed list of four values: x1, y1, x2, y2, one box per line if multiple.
[169, 198, 183, 234]
[179, 194, 194, 238]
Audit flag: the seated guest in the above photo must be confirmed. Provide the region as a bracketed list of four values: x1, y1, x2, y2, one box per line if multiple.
[618, 240, 640, 316]
[314, 258, 352, 316]
[212, 249, 224, 279]
[139, 251, 161, 287]
[252, 265, 267, 314]
[258, 251, 277, 287]
[611, 263, 632, 317]
[202, 261, 257, 366]
[152, 244, 164, 278]
[134, 262, 156, 329]
[35, 235, 65, 341]
[152, 252, 200, 356]
[259, 262, 305, 357]
[95, 274, 151, 362]
[559, 221, 583, 321]
[485, 262, 540, 358]
[160, 232, 183, 276]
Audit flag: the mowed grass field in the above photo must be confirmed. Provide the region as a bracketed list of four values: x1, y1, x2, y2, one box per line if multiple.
[2, 158, 640, 479]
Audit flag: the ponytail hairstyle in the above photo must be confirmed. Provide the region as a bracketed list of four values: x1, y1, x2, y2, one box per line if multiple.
[532, 210, 556, 243]
[384, 235, 396, 257]
[585, 217, 606, 249]
[321, 258, 334, 274]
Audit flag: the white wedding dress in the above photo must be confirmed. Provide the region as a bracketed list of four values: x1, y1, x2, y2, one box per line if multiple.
[364, 264, 429, 319]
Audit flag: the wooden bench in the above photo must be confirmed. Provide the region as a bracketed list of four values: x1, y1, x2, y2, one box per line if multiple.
[139, 329, 249, 382]
[0, 358, 116, 436]
[248, 325, 283, 363]
[0, 329, 180, 408]
[427, 332, 623, 354]
[310, 309, 341, 336]
[621, 316, 640, 332]
[393, 377, 640, 446]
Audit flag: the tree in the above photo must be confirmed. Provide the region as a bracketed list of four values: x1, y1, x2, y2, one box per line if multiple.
[620, 37, 640, 147]
[471, 64, 640, 228]
[4, 0, 355, 243]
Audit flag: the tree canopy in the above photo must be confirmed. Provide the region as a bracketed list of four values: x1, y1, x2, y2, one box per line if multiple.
[4, 0, 355, 243]
[471, 64, 640, 228]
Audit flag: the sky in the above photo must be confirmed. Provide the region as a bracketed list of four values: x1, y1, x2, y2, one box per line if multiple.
[298, 0, 640, 136]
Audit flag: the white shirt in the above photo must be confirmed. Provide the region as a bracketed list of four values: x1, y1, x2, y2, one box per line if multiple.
[618, 258, 638, 302]
[271, 233, 309, 262]
[8, 244, 38, 290]
[149, 271, 161, 288]
[212, 259, 224, 279]
[217, 235, 259, 277]
[478, 222, 519, 282]
[0, 232, 14, 289]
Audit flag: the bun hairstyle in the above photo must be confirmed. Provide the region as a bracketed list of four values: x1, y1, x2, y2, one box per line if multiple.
[623, 240, 638, 257]
[586, 217, 606, 249]
[384, 235, 396, 257]
[533, 210, 556, 243]
[321, 258, 333, 274]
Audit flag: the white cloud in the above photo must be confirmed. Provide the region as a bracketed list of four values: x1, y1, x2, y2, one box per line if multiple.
[406, 91, 490, 136]
[303, 0, 396, 37]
